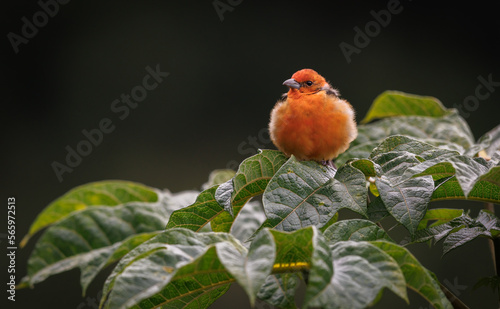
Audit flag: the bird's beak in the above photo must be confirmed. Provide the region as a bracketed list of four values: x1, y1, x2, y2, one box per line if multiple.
[283, 78, 301, 89]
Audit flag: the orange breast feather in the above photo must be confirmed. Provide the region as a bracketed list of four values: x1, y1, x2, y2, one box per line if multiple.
[270, 91, 357, 161]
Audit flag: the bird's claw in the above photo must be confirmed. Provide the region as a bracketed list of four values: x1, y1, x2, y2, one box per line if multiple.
[320, 160, 335, 168]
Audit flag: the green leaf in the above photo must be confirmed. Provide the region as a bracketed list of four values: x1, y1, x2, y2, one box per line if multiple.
[267, 226, 333, 306]
[350, 124, 388, 147]
[100, 229, 245, 309]
[101, 227, 330, 309]
[367, 196, 390, 222]
[269, 227, 315, 271]
[371, 241, 452, 309]
[306, 241, 408, 309]
[412, 210, 499, 256]
[103, 232, 159, 272]
[319, 212, 339, 233]
[261, 157, 368, 232]
[262, 157, 335, 231]
[372, 152, 421, 183]
[331, 164, 369, 216]
[431, 172, 500, 204]
[438, 210, 499, 255]
[303, 227, 335, 307]
[166, 186, 231, 232]
[477, 166, 500, 188]
[361, 91, 448, 124]
[323, 219, 392, 243]
[354, 112, 474, 152]
[257, 274, 299, 309]
[337, 115, 474, 164]
[369, 136, 460, 185]
[369, 135, 459, 161]
[251, 227, 331, 308]
[209, 150, 287, 237]
[474, 276, 500, 293]
[442, 227, 488, 255]
[335, 141, 380, 167]
[215, 180, 234, 216]
[376, 176, 434, 234]
[409, 156, 490, 197]
[417, 208, 464, 230]
[482, 125, 500, 156]
[410, 162, 467, 201]
[159, 190, 200, 217]
[230, 201, 266, 244]
[476, 209, 499, 230]
[157, 245, 232, 309]
[21, 181, 159, 247]
[412, 161, 456, 182]
[466, 124, 500, 157]
[412, 213, 473, 244]
[493, 151, 500, 164]
[368, 135, 497, 201]
[350, 158, 380, 177]
[202, 169, 236, 190]
[217, 230, 275, 306]
[24, 201, 169, 294]
[231, 149, 288, 214]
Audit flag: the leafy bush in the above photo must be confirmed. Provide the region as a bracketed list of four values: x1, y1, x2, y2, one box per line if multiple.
[20, 91, 500, 308]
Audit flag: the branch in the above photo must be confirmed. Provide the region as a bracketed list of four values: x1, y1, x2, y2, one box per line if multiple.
[439, 282, 470, 309]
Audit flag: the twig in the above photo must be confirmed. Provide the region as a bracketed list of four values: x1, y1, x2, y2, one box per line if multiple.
[485, 202, 500, 305]
[439, 283, 470, 309]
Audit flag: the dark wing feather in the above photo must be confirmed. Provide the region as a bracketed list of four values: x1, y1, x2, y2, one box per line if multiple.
[322, 83, 340, 97]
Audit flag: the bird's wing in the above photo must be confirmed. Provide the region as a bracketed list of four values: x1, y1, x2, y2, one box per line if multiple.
[322, 84, 340, 97]
[325, 88, 340, 97]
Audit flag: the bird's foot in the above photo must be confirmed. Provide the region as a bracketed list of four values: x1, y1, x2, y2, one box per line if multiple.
[320, 160, 336, 169]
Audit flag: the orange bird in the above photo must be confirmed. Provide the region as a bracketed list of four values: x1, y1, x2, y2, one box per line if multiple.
[269, 69, 357, 164]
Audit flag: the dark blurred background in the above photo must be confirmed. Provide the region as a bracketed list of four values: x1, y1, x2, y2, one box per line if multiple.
[2, 0, 500, 308]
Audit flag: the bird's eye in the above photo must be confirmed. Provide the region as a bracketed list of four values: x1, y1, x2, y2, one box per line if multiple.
[305, 81, 313, 86]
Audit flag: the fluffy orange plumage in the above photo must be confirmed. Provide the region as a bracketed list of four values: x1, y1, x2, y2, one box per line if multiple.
[269, 69, 357, 163]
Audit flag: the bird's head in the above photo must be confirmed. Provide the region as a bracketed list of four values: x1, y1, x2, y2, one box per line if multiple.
[283, 69, 339, 97]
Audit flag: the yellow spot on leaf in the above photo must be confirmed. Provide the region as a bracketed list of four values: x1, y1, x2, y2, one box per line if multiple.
[74, 203, 87, 211]
[163, 266, 174, 273]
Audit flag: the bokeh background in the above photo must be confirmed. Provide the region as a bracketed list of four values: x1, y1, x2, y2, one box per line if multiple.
[2, 0, 500, 308]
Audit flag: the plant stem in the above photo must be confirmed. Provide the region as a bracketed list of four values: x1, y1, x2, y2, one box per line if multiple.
[485, 202, 500, 305]
[439, 283, 470, 309]
[493, 237, 500, 305]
